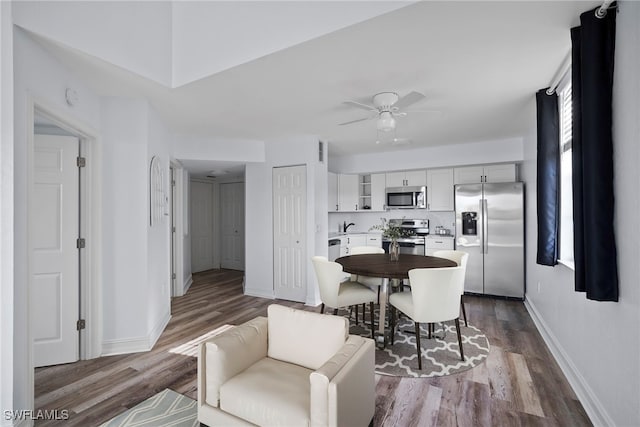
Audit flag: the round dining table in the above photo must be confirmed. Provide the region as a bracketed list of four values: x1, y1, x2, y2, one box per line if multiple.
[335, 253, 457, 348]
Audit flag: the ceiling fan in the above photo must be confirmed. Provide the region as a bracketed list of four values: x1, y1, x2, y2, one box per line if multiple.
[339, 91, 438, 132]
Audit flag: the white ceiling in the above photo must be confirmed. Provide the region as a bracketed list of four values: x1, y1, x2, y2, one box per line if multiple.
[17, 1, 599, 160]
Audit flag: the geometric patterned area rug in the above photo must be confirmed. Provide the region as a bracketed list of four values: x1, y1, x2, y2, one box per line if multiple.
[350, 315, 490, 378]
[99, 389, 197, 427]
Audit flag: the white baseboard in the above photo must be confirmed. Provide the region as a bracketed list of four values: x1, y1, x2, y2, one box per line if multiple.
[148, 310, 171, 350]
[102, 310, 171, 356]
[524, 298, 613, 427]
[183, 275, 193, 294]
[244, 287, 275, 299]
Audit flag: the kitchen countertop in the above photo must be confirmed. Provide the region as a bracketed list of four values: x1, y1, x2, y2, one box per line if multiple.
[328, 231, 382, 239]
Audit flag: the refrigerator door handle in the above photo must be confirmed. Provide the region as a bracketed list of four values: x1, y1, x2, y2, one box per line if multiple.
[482, 199, 489, 254]
[479, 199, 484, 254]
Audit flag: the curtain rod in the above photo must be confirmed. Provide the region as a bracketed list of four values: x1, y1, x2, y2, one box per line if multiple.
[546, 0, 614, 95]
[596, 0, 615, 18]
[546, 51, 572, 95]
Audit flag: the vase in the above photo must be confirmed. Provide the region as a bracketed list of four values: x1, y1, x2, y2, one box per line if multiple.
[390, 240, 400, 261]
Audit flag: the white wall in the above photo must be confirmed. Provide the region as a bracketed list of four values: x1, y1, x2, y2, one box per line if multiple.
[100, 98, 149, 346]
[13, 1, 173, 87]
[521, 2, 640, 425]
[0, 2, 14, 424]
[331, 137, 523, 173]
[146, 106, 172, 339]
[12, 27, 102, 414]
[172, 134, 265, 163]
[100, 97, 172, 353]
[245, 136, 327, 305]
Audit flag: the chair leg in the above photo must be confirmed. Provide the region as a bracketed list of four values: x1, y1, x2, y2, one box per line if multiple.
[362, 303, 366, 323]
[461, 296, 468, 327]
[455, 318, 464, 361]
[428, 322, 432, 339]
[369, 302, 375, 340]
[390, 305, 396, 345]
[333, 308, 338, 315]
[320, 303, 325, 314]
[415, 322, 422, 370]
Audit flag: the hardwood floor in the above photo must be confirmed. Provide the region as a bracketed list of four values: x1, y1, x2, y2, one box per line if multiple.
[34, 269, 591, 426]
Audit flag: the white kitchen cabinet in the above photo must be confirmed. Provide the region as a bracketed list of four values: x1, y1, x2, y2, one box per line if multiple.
[454, 164, 516, 184]
[485, 164, 517, 183]
[328, 172, 339, 211]
[386, 170, 426, 187]
[366, 234, 382, 248]
[370, 173, 386, 211]
[338, 174, 359, 211]
[426, 168, 454, 211]
[425, 236, 454, 255]
[344, 233, 367, 254]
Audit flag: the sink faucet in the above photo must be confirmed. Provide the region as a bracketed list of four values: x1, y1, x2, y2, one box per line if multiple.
[343, 222, 355, 233]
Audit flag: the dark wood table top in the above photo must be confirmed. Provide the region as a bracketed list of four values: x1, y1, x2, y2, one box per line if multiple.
[335, 254, 457, 280]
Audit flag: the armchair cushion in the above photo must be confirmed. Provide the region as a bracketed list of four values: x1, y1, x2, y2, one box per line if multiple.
[267, 304, 348, 370]
[220, 358, 312, 426]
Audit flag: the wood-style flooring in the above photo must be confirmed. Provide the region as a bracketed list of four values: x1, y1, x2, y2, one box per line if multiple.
[34, 269, 591, 426]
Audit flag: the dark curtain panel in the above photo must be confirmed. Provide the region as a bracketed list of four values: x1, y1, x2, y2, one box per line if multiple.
[535, 90, 560, 266]
[571, 5, 618, 301]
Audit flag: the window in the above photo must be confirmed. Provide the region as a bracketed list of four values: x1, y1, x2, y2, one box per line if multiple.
[558, 77, 574, 267]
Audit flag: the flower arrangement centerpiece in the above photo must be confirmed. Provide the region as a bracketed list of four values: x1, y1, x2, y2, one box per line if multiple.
[370, 218, 402, 261]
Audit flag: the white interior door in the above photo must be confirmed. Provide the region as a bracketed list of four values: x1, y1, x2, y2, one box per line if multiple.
[273, 165, 307, 302]
[220, 182, 245, 270]
[31, 134, 80, 367]
[190, 181, 215, 273]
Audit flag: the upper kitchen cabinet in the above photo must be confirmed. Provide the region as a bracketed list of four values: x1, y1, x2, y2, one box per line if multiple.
[426, 168, 454, 211]
[338, 174, 359, 211]
[386, 170, 426, 187]
[328, 172, 339, 211]
[454, 164, 516, 184]
[358, 173, 386, 211]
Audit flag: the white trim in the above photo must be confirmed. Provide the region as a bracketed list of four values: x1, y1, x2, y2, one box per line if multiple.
[524, 298, 613, 427]
[26, 97, 103, 414]
[244, 287, 275, 300]
[148, 310, 171, 350]
[102, 310, 171, 356]
[183, 274, 193, 294]
[169, 160, 186, 297]
[305, 295, 322, 307]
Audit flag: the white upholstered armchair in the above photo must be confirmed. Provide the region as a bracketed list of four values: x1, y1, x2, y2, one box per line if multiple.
[197, 304, 375, 427]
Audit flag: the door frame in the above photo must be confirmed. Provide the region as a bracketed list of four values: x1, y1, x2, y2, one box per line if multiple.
[26, 97, 102, 410]
[169, 160, 186, 297]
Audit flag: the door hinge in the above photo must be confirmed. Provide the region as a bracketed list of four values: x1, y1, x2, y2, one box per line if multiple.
[172, 226, 176, 232]
[77, 156, 86, 168]
[171, 180, 176, 186]
[76, 319, 86, 331]
[172, 273, 176, 280]
[76, 238, 86, 249]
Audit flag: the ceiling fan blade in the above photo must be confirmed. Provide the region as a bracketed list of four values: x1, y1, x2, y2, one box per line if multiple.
[395, 91, 426, 110]
[405, 109, 441, 113]
[343, 100, 377, 112]
[338, 117, 372, 126]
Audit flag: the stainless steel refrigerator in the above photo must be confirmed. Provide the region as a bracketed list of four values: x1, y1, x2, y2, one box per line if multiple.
[454, 182, 524, 299]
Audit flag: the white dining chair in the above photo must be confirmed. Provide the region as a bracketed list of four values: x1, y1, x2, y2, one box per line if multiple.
[433, 250, 470, 326]
[347, 246, 385, 323]
[311, 256, 376, 338]
[389, 266, 465, 369]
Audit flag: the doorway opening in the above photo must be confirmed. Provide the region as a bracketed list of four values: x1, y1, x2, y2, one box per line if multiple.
[27, 99, 102, 411]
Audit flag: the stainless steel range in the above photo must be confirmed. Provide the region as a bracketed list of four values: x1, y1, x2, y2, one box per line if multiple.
[382, 219, 430, 256]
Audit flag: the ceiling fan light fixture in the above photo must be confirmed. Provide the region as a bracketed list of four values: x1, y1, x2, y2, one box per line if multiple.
[376, 111, 396, 132]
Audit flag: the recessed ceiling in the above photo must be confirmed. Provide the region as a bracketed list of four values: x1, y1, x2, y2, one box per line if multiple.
[16, 1, 600, 158]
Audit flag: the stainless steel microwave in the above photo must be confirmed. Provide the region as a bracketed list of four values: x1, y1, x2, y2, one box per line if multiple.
[385, 186, 426, 209]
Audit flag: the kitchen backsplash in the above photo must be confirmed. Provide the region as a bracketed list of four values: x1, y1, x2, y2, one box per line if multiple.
[329, 210, 455, 234]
